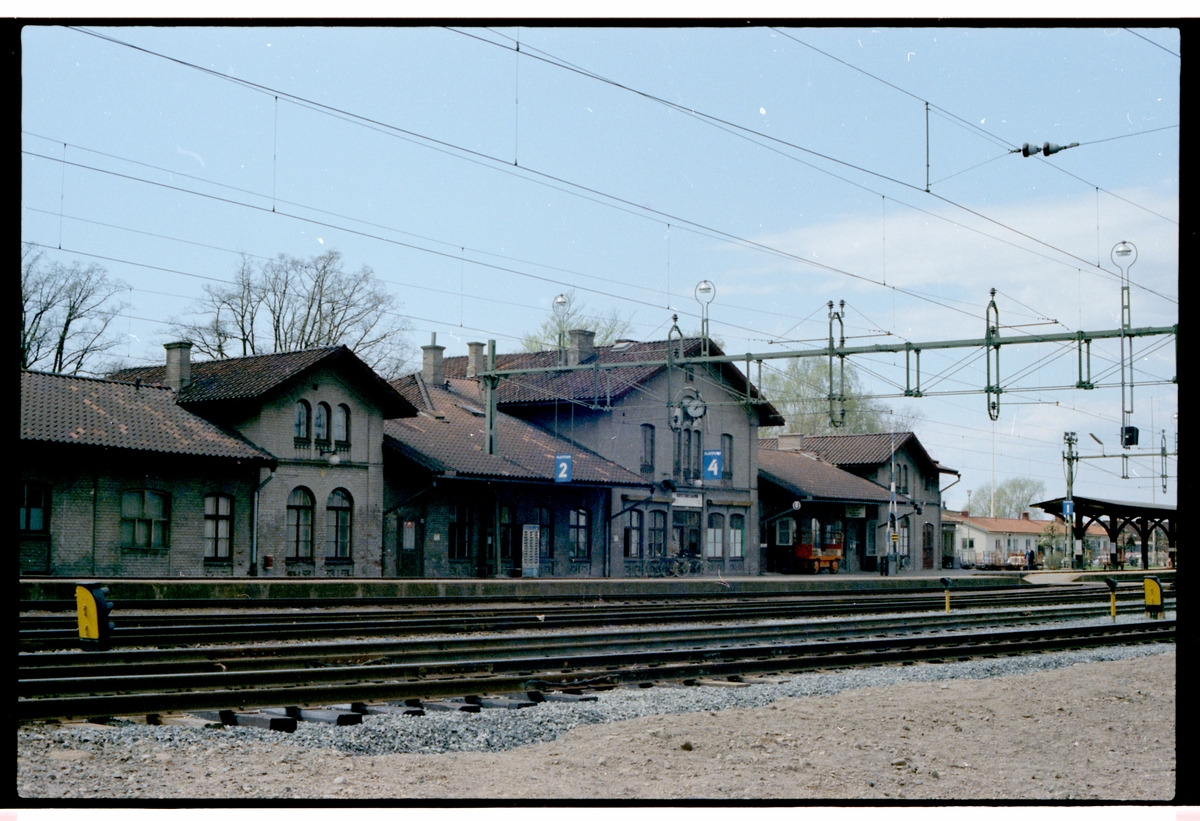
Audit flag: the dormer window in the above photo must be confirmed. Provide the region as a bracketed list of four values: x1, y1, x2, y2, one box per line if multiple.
[314, 402, 330, 443]
[294, 400, 311, 442]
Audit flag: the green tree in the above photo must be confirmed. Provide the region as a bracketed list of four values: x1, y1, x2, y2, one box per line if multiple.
[757, 356, 918, 436]
[969, 477, 1047, 519]
[519, 290, 633, 352]
[171, 249, 415, 379]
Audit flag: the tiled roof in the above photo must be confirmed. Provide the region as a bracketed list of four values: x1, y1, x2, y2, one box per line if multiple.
[384, 376, 649, 486]
[955, 514, 1059, 536]
[111, 346, 416, 418]
[439, 337, 784, 426]
[758, 448, 895, 504]
[21, 370, 276, 462]
[761, 431, 943, 474]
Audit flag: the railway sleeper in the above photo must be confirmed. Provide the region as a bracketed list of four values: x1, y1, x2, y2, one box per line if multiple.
[262, 706, 362, 726]
[463, 695, 538, 710]
[190, 709, 297, 733]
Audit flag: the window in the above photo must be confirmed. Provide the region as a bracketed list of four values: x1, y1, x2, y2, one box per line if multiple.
[649, 510, 667, 557]
[706, 513, 724, 558]
[569, 508, 590, 560]
[682, 429, 692, 479]
[674, 510, 701, 556]
[204, 494, 233, 560]
[499, 505, 516, 560]
[325, 489, 352, 559]
[691, 431, 703, 478]
[729, 514, 745, 558]
[776, 517, 793, 546]
[624, 510, 643, 559]
[449, 504, 473, 561]
[334, 404, 350, 444]
[641, 424, 655, 473]
[314, 402, 330, 443]
[20, 482, 49, 533]
[286, 487, 314, 558]
[720, 434, 733, 481]
[121, 490, 170, 549]
[294, 400, 311, 441]
[537, 506, 553, 559]
[902, 465, 910, 495]
[899, 519, 909, 556]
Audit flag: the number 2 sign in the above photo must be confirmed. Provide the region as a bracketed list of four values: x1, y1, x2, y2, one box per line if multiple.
[555, 454, 573, 483]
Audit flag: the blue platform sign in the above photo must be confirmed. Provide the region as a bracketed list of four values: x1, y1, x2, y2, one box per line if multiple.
[555, 454, 573, 483]
[703, 449, 723, 481]
[1063, 499, 1074, 520]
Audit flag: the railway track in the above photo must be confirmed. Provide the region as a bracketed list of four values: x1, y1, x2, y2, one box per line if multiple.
[18, 583, 1169, 650]
[18, 612, 1174, 724]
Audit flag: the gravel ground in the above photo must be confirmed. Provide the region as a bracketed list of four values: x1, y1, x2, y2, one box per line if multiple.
[17, 642, 1174, 801]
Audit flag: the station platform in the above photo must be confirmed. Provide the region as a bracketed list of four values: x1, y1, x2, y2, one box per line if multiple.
[21, 566, 1170, 608]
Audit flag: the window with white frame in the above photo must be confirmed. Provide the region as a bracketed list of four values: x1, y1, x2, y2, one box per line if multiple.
[706, 512, 724, 558]
[729, 514, 745, 558]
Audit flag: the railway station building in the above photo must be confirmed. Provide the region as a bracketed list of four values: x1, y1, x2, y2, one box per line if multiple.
[432, 332, 785, 577]
[757, 445, 902, 574]
[22, 343, 419, 578]
[759, 432, 953, 572]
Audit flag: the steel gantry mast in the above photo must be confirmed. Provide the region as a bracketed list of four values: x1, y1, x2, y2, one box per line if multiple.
[478, 292, 1176, 454]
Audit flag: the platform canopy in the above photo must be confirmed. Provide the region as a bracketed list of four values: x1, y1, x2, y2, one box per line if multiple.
[1033, 495, 1176, 567]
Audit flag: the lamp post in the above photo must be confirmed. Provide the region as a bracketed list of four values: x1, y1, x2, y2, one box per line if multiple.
[695, 280, 715, 357]
[553, 293, 569, 366]
[1112, 242, 1137, 452]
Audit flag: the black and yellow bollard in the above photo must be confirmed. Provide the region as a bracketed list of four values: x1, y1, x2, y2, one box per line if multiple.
[1104, 578, 1118, 622]
[1143, 577, 1164, 620]
[940, 577, 952, 613]
[76, 583, 115, 650]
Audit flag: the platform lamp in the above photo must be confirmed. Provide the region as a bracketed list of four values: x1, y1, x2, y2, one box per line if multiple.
[553, 293, 569, 366]
[695, 280, 715, 357]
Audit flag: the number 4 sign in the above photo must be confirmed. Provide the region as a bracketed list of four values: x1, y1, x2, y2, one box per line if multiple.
[703, 449, 722, 480]
[555, 454, 573, 483]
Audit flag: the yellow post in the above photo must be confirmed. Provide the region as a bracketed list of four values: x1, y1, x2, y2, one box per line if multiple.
[1104, 578, 1118, 622]
[1144, 577, 1164, 620]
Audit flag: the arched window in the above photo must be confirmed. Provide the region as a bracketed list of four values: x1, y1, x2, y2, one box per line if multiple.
[640, 424, 655, 473]
[20, 482, 50, 533]
[326, 488, 352, 559]
[286, 487, 314, 558]
[706, 512, 725, 558]
[729, 514, 745, 558]
[294, 401, 311, 442]
[720, 433, 733, 482]
[314, 402, 330, 443]
[624, 509, 643, 559]
[334, 404, 350, 443]
[204, 494, 233, 560]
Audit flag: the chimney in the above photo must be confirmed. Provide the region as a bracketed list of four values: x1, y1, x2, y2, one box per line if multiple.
[1022, 511, 1030, 520]
[567, 329, 595, 366]
[961, 510, 970, 518]
[777, 432, 806, 452]
[466, 341, 486, 378]
[421, 332, 445, 385]
[164, 341, 192, 393]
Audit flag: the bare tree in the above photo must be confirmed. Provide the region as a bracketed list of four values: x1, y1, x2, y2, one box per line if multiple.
[758, 356, 921, 436]
[520, 290, 634, 352]
[969, 477, 1047, 519]
[21, 243, 129, 375]
[171, 249, 414, 379]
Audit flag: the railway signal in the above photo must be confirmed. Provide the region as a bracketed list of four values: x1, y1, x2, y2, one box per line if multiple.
[76, 583, 115, 651]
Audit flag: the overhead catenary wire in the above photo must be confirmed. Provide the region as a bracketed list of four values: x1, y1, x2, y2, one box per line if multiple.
[62, 25, 1174, 339]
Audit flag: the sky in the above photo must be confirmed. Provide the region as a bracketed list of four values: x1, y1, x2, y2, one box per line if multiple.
[20, 23, 1180, 514]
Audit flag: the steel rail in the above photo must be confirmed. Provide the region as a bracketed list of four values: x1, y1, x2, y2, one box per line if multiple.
[16, 621, 1173, 722]
[17, 600, 1168, 679]
[18, 585, 1165, 650]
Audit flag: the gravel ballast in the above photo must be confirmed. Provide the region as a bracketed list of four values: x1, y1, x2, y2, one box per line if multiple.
[17, 642, 1174, 801]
